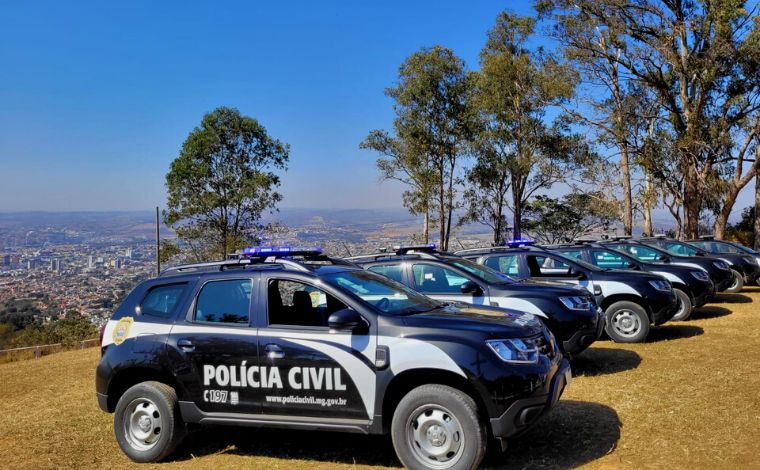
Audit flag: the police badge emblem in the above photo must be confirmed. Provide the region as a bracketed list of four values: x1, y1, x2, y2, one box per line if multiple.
[112, 317, 134, 345]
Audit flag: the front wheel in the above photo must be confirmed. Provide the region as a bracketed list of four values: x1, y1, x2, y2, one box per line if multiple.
[391, 384, 486, 470]
[113, 381, 186, 463]
[670, 288, 693, 321]
[605, 301, 650, 343]
[725, 269, 744, 293]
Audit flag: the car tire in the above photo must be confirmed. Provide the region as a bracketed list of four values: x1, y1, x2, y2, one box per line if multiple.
[391, 384, 486, 470]
[114, 381, 186, 463]
[725, 269, 744, 293]
[670, 288, 692, 321]
[604, 301, 650, 343]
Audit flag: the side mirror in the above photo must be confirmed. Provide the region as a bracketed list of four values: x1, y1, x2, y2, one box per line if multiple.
[570, 268, 587, 279]
[627, 262, 639, 270]
[659, 255, 671, 263]
[328, 308, 366, 333]
[460, 280, 483, 295]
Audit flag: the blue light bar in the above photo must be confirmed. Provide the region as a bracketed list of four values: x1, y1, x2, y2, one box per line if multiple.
[393, 243, 436, 251]
[504, 238, 535, 247]
[243, 246, 323, 257]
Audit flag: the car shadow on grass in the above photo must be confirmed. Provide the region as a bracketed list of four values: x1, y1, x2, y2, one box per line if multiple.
[689, 305, 732, 320]
[570, 347, 641, 377]
[711, 293, 752, 304]
[483, 400, 620, 469]
[645, 324, 704, 342]
[174, 425, 401, 467]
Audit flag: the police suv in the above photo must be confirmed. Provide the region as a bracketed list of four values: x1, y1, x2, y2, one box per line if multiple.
[454, 241, 678, 343]
[96, 247, 570, 470]
[545, 241, 714, 321]
[640, 236, 760, 293]
[688, 237, 760, 285]
[348, 244, 604, 356]
[599, 237, 735, 294]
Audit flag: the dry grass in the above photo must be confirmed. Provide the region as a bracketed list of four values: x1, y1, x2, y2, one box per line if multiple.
[1, 288, 759, 469]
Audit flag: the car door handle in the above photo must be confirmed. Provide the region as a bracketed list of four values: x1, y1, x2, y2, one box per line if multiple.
[177, 339, 195, 352]
[265, 344, 285, 359]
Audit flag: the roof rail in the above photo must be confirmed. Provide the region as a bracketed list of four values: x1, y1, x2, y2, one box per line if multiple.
[159, 258, 260, 276]
[609, 235, 633, 241]
[698, 235, 714, 240]
[393, 243, 438, 254]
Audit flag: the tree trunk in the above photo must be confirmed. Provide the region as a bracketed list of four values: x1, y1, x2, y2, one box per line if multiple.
[512, 201, 522, 240]
[620, 145, 633, 235]
[682, 169, 701, 240]
[643, 172, 653, 237]
[755, 165, 760, 250]
[422, 208, 429, 244]
[714, 190, 739, 240]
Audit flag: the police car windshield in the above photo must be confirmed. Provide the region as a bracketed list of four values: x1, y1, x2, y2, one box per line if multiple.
[445, 257, 514, 283]
[322, 270, 440, 315]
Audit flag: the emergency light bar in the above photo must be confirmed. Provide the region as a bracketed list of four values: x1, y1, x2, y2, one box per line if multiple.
[610, 235, 632, 241]
[504, 238, 535, 247]
[573, 236, 598, 244]
[243, 246, 323, 257]
[394, 243, 437, 254]
[699, 235, 714, 240]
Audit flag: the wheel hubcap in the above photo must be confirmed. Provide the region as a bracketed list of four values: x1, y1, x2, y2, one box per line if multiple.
[612, 310, 641, 337]
[407, 405, 464, 469]
[123, 398, 163, 451]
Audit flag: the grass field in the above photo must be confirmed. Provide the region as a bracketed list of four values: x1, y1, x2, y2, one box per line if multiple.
[1, 288, 759, 469]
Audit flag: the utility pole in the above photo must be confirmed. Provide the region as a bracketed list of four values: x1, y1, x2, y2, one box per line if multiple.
[155, 206, 161, 275]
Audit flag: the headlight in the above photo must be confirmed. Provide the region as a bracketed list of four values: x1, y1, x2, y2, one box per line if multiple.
[648, 279, 672, 291]
[559, 295, 594, 310]
[486, 338, 539, 364]
[690, 270, 709, 281]
[713, 261, 730, 270]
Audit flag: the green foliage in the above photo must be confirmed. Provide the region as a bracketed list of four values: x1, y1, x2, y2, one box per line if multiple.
[0, 314, 98, 349]
[165, 106, 289, 261]
[726, 206, 755, 245]
[522, 193, 617, 244]
[362, 46, 474, 249]
[463, 11, 591, 242]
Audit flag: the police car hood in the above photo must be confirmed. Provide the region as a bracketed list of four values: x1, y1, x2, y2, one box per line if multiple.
[401, 304, 544, 338]
[495, 279, 591, 296]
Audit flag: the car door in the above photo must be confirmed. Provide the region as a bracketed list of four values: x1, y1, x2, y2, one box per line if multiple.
[256, 274, 377, 423]
[523, 253, 595, 293]
[409, 262, 489, 306]
[167, 276, 261, 414]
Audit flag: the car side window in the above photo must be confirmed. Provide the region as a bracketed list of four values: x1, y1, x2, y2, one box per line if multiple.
[558, 250, 583, 260]
[526, 255, 571, 277]
[139, 283, 188, 318]
[411, 264, 469, 294]
[368, 264, 405, 284]
[267, 279, 347, 327]
[194, 279, 252, 324]
[626, 245, 661, 261]
[591, 250, 628, 269]
[483, 255, 520, 275]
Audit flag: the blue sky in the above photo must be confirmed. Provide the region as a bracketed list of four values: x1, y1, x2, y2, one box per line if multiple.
[0, 1, 754, 220]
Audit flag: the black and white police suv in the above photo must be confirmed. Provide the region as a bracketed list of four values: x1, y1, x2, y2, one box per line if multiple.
[640, 236, 760, 293]
[96, 247, 570, 470]
[545, 241, 714, 321]
[454, 241, 678, 343]
[599, 237, 735, 294]
[347, 244, 604, 356]
[688, 237, 760, 286]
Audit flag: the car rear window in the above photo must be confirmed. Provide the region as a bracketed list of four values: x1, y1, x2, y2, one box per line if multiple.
[139, 283, 188, 318]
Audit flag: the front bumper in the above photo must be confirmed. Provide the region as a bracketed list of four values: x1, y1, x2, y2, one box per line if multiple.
[692, 279, 714, 308]
[649, 292, 679, 325]
[562, 309, 605, 356]
[712, 269, 735, 292]
[489, 358, 571, 439]
[740, 263, 760, 283]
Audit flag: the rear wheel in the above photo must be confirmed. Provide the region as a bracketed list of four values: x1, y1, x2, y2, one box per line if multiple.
[725, 269, 744, 293]
[670, 288, 692, 321]
[391, 384, 486, 470]
[114, 381, 186, 463]
[605, 301, 650, 343]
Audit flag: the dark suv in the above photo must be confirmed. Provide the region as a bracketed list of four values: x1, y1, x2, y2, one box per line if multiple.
[455, 243, 678, 343]
[600, 238, 735, 294]
[348, 245, 604, 356]
[96, 247, 570, 469]
[689, 237, 760, 286]
[545, 242, 714, 321]
[641, 237, 760, 292]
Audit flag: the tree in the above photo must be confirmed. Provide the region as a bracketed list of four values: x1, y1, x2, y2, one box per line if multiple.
[164, 107, 289, 260]
[464, 12, 588, 242]
[365, 46, 474, 250]
[522, 192, 617, 244]
[540, 0, 760, 239]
